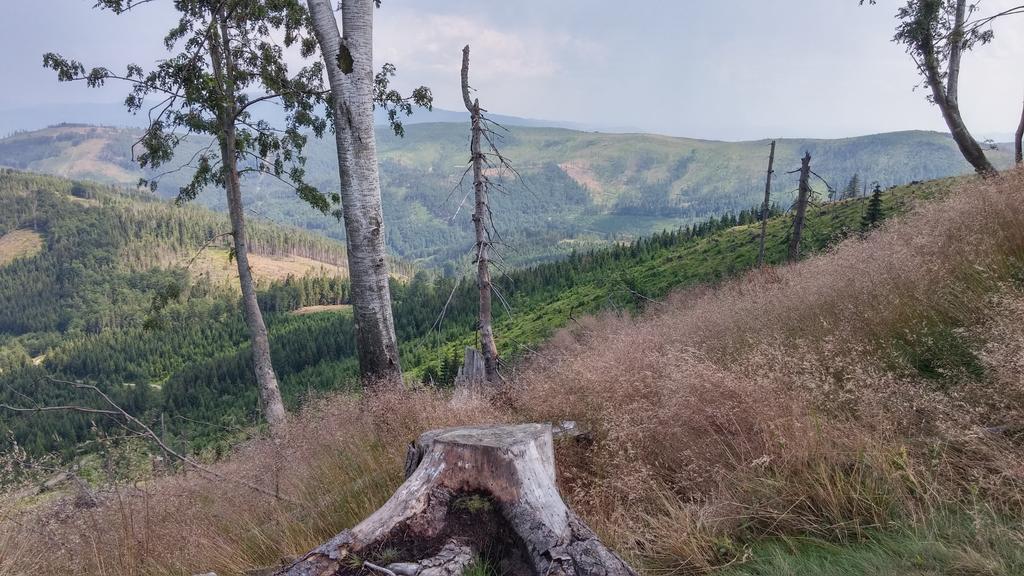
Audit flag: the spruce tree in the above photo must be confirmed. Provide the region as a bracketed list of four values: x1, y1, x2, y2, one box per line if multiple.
[843, 173, 861, 200]
[861, 184, 885, 232]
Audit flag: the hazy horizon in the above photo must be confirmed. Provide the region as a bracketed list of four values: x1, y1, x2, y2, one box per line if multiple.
[1, 0, 1022, 141]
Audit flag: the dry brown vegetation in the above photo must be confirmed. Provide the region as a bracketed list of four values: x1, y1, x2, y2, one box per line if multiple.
[0, 229, 44, 267]
[289, 304, 351, 316]
[189, 248, 350, 285]
[3, 171, 1024, 575]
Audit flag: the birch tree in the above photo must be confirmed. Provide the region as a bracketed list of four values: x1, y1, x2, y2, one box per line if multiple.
[865, 0, 1024, 175]
[305, 0, 431, 385]
[44, 0, 335, 433]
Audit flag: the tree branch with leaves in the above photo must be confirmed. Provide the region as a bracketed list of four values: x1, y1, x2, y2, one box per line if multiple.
[43, 0, 340, 433]
[863, 0, 1024, 175]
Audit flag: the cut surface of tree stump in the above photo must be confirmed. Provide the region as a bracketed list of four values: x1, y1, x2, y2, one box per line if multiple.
[278, 424, 636, 576]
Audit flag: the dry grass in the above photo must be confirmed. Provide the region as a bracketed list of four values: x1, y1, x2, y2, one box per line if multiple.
[290, 304, 351, 316]
[4, 171, 1024, 574]
[39, 137, 139, 183]
[510, 169, 1024, 571]
[1, 391, 504, 575]
[558, 161, 608, 199]
[0, 229, 44, 267]
[189, 248, 349, 286]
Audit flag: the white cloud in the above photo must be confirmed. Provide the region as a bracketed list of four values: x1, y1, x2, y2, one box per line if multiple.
[374, 8, 604, 112]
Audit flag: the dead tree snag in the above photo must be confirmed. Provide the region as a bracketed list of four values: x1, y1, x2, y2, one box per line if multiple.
[757, 140, 776, 267]
[788, 152, 812, 261]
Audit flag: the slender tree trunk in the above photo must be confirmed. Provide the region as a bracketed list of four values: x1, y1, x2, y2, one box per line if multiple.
[946, 0, 967, 104]
[932, 86, 996, 175]
[1015, 94, 1024, 165]
[788, 152, 812, 262]
[29, 191, 37, 229]
[306, 0, 402, 385]
[462, 45, 499, 383]
[757, 140, 776, 267]
[209, 12, 287, 432]
[923, 0, 996, 176]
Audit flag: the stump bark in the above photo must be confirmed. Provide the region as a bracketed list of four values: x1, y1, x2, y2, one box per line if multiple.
[277, 424, 636, 576]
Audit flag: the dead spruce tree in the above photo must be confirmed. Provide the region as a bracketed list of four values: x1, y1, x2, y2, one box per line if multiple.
[757, 140, 776, 267]
[864, 0, 1024, 175]
[44, 0, 337, 433]
[306, 0, 431, 384]
[461, 45, 502, 384]
[788, 152, 812, 261]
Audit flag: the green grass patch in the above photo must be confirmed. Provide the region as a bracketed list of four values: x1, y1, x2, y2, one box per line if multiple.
[722, 511, 1024, 576]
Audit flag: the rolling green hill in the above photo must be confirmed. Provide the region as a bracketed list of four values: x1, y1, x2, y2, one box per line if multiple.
[0, 165, 951, 457]
[0, 169, 361, 455]
[0, 123, 1010, 269]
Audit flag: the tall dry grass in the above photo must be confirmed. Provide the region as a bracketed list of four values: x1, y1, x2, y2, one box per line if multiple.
[3, 171, 1024, 575]
[512, 169, 1024, 571]
[0, 391, 505, 575]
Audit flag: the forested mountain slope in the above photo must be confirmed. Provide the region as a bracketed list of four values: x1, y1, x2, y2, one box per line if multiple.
[0, 123, 1011, 268]
[0, 170, 361, 454]
[0, 166, 947, 457]
[6, 168, 1022, 576]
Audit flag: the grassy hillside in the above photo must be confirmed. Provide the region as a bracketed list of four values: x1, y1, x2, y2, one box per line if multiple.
[0, 159, 950, 460]
[0, 123, 1012, 268]
[4, 168, 1021, 576]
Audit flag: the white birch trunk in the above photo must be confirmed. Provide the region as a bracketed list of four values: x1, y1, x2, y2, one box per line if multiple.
[921, 0, 995, 175]
[306, 0, 402, 385]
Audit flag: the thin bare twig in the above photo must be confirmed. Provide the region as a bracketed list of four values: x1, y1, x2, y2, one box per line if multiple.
[3, 376, 297, 505]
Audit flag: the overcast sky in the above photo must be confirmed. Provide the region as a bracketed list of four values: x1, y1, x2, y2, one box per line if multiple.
[1, 0, 1022, 141]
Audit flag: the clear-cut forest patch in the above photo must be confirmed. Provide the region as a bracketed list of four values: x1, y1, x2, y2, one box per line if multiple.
[0, 229, 43, 267]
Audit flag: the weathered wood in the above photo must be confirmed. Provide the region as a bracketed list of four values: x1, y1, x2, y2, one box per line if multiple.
[788, 152, 812, 261]
[278, 424, 636, 576]
[462, 45, 501, 384]
[757, 140, 776, 267]
[453, 346, 486, 389]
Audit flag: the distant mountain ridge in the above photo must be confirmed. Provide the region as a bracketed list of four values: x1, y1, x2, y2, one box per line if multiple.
[0, 103, 636, 137]
[0, 122, 1012, 268]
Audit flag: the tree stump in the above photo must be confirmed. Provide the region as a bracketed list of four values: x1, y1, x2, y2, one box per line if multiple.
[277, 424, 636, 576]
[453, 346, 487, 389]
